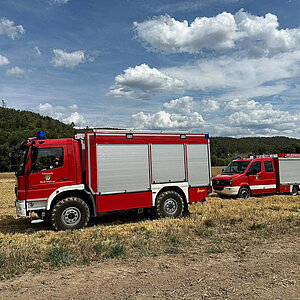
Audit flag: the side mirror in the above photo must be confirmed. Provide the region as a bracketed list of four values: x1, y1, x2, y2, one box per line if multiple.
[222, 169, 224, 172]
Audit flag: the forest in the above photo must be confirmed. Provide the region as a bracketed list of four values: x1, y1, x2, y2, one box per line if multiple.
[1, 107, 300, 171]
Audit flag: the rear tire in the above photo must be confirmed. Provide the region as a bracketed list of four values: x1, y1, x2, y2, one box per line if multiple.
[238, 186, 251, 199]
[51, 197, 90, 231]
[155, 190, 184, 218]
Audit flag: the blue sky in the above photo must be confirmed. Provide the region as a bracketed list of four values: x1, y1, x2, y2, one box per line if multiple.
[0, 0, 300, 137]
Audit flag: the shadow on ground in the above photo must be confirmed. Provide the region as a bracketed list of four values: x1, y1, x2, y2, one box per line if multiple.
[0, 209, 155, 234]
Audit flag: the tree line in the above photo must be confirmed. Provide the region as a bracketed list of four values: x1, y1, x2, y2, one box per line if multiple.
[1, 107, 300, 171]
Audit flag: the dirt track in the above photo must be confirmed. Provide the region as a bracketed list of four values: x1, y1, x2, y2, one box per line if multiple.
[0, 234, 299, 300]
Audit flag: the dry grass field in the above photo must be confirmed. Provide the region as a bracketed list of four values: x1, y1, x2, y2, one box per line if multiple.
[0, 169, 300, 299]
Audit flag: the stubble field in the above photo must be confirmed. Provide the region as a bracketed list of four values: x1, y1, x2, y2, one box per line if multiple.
[0, 170, 299, 299]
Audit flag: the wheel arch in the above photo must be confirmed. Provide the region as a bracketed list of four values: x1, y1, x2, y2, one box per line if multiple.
[238, 185, 252, 196]
[155, 186, 188, 211]
[47, 185, 96, 217]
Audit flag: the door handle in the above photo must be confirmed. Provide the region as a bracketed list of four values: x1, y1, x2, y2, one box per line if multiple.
[58, 177, 68, 181]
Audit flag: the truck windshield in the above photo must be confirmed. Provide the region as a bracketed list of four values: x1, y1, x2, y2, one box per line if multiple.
[14, 142, 29, 176]
[223, 161, 251, 174]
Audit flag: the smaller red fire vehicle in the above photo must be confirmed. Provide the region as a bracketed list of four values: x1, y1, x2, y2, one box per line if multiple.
[213, 154, 300, 198]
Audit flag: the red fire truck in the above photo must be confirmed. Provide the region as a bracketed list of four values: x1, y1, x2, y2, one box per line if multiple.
[213, 154, 300, 198]
[15, 130, 212, 230]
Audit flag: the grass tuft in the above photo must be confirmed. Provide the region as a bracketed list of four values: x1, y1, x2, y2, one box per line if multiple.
[248, 223, 267, 231]
[105, 244, 126, 258]
[93, 242, 104, 255]
[0, 253, 5, 268]
[46, 244, 73, 268]
[206, 247, 225, 254]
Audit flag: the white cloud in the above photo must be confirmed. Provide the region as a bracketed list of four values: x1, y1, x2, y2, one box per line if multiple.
[0, 54, 10, 67]
[107, 64, 186, 99]
[6, 67, 25, 76]
[34, 46, 41, 56]
[69, 104, 78, 111]
[52, 49, 86, 68]
[225, 98, 260, 111]
[0, 17, 25, 40]
[63, 112, 86, 127]
[109, 51, 298, 101]
[36, 103, 86, 127]
[163, 96, 195, 114]
[134, 10, 300, 56]
[162, 51, 300, 99]
[132, 96, 205, 129]
[52, 0, 70, 4]
[134, 12, 241, 54]
[131, 96, 300, 137]
[227, 99, 300, 132]
[199, 99, 220, 112]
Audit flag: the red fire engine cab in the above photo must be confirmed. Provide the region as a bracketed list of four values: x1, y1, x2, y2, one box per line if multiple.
[15, 130, 212, 230]
[213, 154, 300, 198]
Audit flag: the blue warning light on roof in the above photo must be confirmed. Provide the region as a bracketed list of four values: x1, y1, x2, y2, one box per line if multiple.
[36, 131, 46, 140]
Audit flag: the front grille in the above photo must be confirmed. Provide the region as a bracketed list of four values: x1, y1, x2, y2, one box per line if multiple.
[212, 179, 231, 186]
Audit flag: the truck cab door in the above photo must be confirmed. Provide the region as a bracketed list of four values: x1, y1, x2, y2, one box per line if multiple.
[25, 144, 73, 201]
[247, 160, 276, 195]
[247, 161, 262, 195]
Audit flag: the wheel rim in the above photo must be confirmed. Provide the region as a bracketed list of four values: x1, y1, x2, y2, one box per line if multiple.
[241, 189, 249, 198]
[164, 198, 178, 215]
[61, 207, 81, 226]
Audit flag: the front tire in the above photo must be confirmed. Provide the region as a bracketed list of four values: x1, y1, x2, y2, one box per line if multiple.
[154, 190, 184, 218]
[238, 186, 251, 199]
[51, 197, 90, 231]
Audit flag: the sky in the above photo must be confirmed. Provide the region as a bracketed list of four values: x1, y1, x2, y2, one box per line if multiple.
[0, 0, 300, 137]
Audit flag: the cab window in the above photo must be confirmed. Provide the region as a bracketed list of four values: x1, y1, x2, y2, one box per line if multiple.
[31, 147, 64, 173]
[264, 161, 274, 172]
[247, 161, 261, 175]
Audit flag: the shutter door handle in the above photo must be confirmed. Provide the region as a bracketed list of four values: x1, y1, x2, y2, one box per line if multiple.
[58, 177, 68, 181]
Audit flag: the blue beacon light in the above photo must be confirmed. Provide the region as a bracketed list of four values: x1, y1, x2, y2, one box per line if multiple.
[36, 131, 46, 140]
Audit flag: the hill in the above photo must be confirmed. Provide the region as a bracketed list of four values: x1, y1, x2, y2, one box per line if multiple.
[211, 136, 300, 165]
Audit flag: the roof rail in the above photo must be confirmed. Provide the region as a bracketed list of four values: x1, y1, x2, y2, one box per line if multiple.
[92, 128, 194, 134]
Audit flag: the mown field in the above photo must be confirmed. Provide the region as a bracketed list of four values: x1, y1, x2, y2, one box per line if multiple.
[0, 170, 300, 281]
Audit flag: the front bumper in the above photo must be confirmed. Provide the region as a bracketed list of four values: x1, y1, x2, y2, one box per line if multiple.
[213, 186, 240, 196]
[15, 200, 27, 217]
